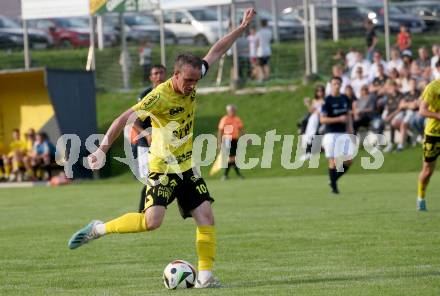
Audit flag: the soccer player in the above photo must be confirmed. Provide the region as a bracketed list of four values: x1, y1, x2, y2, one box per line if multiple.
[417, 79, 440, 211]
[2, 129, 27, 181]
[67, 8, 257, 289]
[135, 64, 166, 212]
[320, 77, 354, 194]
[217, 104, 245, 180]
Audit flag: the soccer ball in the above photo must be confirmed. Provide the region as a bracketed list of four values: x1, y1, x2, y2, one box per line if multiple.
[163, 260, 196, 289]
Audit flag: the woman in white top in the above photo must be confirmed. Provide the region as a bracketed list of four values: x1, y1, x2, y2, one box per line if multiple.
[301, 85, 326, 160]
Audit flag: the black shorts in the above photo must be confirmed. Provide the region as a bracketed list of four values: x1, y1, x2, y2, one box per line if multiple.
[423, 135, 440, 162]
[143, 169, 214, 219]
[230, 139, 238, 157]
[258, 56, 270, 66]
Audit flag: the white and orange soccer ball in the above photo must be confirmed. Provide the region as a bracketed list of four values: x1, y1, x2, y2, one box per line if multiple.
[163, 260, 197, 289]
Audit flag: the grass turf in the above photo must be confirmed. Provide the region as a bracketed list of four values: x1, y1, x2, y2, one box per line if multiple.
[1, 172, 440, 295]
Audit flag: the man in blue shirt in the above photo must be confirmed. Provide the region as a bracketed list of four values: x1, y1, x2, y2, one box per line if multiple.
[320, 77, 355, 194]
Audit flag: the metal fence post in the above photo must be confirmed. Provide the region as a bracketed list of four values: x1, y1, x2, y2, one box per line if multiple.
[309, 4, 318, 74]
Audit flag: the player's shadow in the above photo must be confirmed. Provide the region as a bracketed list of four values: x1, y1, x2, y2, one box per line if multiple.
[230, 270, 440, 288]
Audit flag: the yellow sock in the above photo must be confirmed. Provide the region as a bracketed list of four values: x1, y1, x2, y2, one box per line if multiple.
[4, 164, 11, 177]
[196, 225, 216, 271]
[418, 181, 427, 199]
[12, 160, 19, 172]
[104, 213, 147, 234]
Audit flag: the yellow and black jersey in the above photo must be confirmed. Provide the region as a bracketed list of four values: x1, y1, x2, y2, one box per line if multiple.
[422, 79, 440, 136]
[132, 62, 208, 174]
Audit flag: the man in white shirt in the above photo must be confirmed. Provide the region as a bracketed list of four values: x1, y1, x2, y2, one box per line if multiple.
[350, 52, 371, 80]
[351, 67, 369, 98]
[345, 47, 358, 72]
[255, 19, 272, 81]
[387, 48, 404, 73]
[369, 51, 388, 82]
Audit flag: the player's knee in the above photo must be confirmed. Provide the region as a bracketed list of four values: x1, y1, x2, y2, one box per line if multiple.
[424, 166, 434, 178]
[146, 217, 162, 231]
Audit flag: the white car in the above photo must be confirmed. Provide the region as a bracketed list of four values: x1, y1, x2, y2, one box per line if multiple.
[159, 8, 227, 46]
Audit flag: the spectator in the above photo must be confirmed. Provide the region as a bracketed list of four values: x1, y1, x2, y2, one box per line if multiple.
[410, 61, 422, 80]
[326, 64, 350, 95]
[345, 47, 358, 71]
[345, 85, 357, 104]
[301, 85, 326, 160]
[365, 19, 378, 62]
[433, 60, 440, 80]
[218, 105, 245, 180]
[387, 48, 404, 73]
[255, 19, 272, 82]
[236, 29, 251, 81]
[350, 52, 371, 80]
[351, 67, 369, 98]
[399, 66, 411, 93]
[369, 51, 387, 81]
[29, 132, 56, 180]
[396, 25, 411, 52]
[430, 44, 439, 70]
[333, 49, 345, 69]
[402, 49, 413, 68]
[247, 27, 258, 79]
[382, 80, 403, 152]
[353, 85, 376, 133]
[23, 128, 36, 179]
[2, 129, 27, 181]
[373, 64, 388, 87]
[392, 78, 420, 151]
[139, 39, 152, 83]
[416, 46, 431, 71]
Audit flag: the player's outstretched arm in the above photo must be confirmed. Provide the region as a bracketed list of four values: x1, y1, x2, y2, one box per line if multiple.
[203, 8, 256, 66]
[88, 108, 135, 170]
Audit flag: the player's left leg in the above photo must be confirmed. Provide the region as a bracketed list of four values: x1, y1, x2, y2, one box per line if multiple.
[191, 201, 220, 288]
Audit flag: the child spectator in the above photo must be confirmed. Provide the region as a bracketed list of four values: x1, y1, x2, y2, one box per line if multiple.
[396, 25, 411, 52]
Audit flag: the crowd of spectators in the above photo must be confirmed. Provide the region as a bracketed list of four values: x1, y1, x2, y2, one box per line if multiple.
[300, 26, 440, 153]
[0, 128, 57, 182]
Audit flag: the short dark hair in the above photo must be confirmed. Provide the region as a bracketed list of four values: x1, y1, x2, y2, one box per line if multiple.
[150, 64, 166, 73]
[12, 128, 19, 134]
[331, 76, 342, 83]
[174, 53, 202, 72]
[37, 132, 48, 141]
[261, 19, 268, 27]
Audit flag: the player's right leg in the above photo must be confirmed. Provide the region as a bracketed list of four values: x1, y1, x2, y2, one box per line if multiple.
[417, 161, 435, 212]
[417, 135, 440, 211]
[68, 206, 165, 249]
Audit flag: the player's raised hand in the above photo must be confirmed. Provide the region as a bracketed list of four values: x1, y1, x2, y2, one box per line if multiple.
[87, 149, 106, 170]
[240, 8, 257, 28]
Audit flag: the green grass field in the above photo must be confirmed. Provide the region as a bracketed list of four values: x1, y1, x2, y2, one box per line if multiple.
[1, 172, 440, 295]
